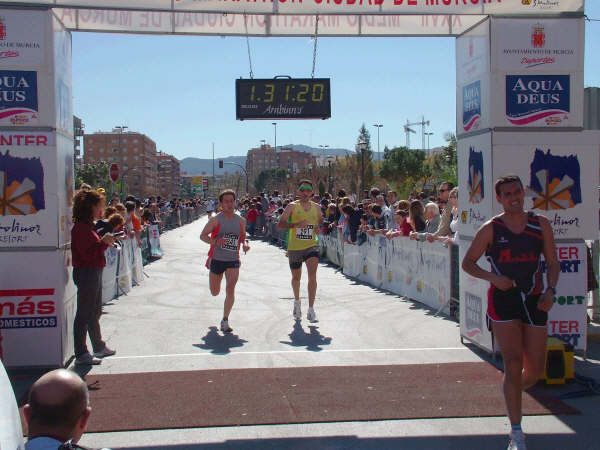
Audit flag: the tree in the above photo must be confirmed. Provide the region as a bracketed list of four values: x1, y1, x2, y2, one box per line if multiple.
[379, 146, 427, 190]
[424, 132, 457, 189]
[75, 161, 110, 191]
[355, 123, 376, 193]
[254, 168, 287, 193]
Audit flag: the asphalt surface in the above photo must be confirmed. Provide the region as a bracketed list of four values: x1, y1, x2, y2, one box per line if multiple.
[61, 216, 599, 449]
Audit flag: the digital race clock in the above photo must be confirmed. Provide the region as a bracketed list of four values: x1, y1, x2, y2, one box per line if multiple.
[236, 77, 331, 120]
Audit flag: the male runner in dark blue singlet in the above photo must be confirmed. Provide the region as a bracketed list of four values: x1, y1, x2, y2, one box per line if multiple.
[462, 174, 559, 450]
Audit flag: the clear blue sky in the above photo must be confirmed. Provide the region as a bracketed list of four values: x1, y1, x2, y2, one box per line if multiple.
[73, 4, 600, 161]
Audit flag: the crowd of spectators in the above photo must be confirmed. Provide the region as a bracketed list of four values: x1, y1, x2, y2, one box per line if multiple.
[228, 183, 458, 248]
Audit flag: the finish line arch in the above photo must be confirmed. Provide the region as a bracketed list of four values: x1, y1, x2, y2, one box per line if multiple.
[0, 1, 596, 367]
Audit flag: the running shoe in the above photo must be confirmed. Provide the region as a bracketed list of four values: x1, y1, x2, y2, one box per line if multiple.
[74, 352, 102, 366]
[220, 319, 233, 333]
[93, 346, 116, 358]
[307, 307, 318, 322]
[507, 431, 527, 450]
[293, 301, 302, 320]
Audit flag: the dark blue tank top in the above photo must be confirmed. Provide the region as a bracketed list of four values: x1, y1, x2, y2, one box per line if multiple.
[485, 212, 543, 295]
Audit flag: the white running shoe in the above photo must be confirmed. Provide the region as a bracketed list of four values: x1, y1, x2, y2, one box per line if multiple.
[220, 319, 233, 333]
[74, 352, 102, 366]
[307, 307, 318, 322]
[293, 301, 302, 320]
[507, 431, 527, 450]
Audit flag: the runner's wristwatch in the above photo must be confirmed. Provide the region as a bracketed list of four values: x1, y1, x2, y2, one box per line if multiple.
[546, 286, 556, 295]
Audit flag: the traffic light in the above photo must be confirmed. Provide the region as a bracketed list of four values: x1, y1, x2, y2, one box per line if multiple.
[219, 160, 224, 169]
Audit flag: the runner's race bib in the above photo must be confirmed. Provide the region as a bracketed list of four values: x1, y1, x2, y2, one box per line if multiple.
[296, 224, 314, 240]
[222, 233, 239, 251]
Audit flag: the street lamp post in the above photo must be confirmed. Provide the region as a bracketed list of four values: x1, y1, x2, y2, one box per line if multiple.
[114, 125, 128, 196]
[358, 140, 367, 200]
[327, 156, 335, 194]
[372, 124, 383, 162]
[425, 132, 434, 152]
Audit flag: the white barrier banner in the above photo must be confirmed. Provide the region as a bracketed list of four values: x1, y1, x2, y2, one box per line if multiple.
[132, 244, 144, 286]
[101, 246, 118, 304]
[148, 224, 163, 258]
[117, 239, 133, 294]
[343, 241, 362, 278]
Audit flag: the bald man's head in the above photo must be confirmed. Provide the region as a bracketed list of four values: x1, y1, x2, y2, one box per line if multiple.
[26, 369, 89, 439]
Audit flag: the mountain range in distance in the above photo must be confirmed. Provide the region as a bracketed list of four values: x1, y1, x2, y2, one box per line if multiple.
[180, 144, 384, 176]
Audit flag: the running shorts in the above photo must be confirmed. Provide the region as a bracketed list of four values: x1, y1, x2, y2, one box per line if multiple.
[210, 259, 241, 275]
[288, 245, 320, 269]
[487, 286, 547, 327]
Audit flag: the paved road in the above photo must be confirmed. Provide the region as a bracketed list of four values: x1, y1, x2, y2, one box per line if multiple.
[78, 216, 599, 450]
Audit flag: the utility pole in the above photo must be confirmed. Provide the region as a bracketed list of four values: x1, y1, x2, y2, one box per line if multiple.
[373, 124, 382, 161]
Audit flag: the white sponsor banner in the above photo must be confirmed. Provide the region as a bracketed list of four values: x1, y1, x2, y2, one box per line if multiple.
[457, 132, 493, 238]
[8, 0, 582, 15]
[0, 8, 46, 67]
[492, 131, 599, 240]
[0, 362, 24, 450]
[117, 238, 133, 294]
[493, 71, 583, 128]
[459, 238, 494, 353]
[55, 9, 484, 36]
[492, 18, 584, 73]
[546, 242, 587, 351]
[102, 246, 118, 304]
[456, 17, 489, 85]
[56, 133, 74, 248]
[0, 248, 75, 368]
[0, 132, 62, 248]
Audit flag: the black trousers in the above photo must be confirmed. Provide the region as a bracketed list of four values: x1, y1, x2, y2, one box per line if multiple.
[73, 267, 105, 358]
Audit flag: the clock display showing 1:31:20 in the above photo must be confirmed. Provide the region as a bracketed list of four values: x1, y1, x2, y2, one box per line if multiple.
[248, 82, 327, 103]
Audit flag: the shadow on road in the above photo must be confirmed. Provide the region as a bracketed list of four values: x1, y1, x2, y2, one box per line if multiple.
[193, 326, 248, 355]
[279, 320, 332, 352]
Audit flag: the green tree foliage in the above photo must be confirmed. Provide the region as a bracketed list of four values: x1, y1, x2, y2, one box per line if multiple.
[379, 146, 426, 189]
[424, 133, 457, 188]
[254, 168, 288, 193]
[355, 123, 376, 190]
[75, 161, 109, 190]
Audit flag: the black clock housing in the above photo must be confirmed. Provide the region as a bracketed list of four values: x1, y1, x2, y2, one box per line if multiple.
[236, 78, 331, 120]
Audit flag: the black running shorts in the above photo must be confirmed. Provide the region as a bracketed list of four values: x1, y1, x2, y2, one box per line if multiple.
[487, 286, 547, 327]
[210, 259, 241, 275]
[288, 246, 320, 270]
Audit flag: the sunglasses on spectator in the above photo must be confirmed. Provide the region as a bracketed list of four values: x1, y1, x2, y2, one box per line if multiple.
[439, 188, 449, 193]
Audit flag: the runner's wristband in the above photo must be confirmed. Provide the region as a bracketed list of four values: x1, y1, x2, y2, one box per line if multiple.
[546, 286, 556, 295]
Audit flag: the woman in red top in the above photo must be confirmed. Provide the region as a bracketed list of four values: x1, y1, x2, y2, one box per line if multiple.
[71, 189, 117, 366]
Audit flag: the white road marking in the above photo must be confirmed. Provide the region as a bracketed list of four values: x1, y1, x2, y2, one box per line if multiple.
[108, 347, 469, 360]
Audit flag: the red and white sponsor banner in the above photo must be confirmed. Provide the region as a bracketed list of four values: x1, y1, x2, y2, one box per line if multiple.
[0, 248, 76, 368]
[492, 18, 584, 73]
[546, 242, 587, 351]
[2, 0, 582, 16]
[458, 239, 589, 353]
[0, 9, 47, 67]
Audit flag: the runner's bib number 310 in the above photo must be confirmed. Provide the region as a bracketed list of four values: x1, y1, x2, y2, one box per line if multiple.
[296, 225, 314, 240]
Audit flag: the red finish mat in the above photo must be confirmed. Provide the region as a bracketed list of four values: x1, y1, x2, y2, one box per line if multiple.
[83, 362, 578, 432]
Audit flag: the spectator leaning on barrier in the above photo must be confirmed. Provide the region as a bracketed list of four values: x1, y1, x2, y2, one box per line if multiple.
[376, 194, 393, 230]
[426, 181, 454, 242]
[386, 209, 411, 239]
[387, 190, 398, 209]
[409, 202, 441, 242]
[71, 189, 117, 366]
[341, 204, 362, 243]
[408, 200, 426, 232]
[246, 203, 258, 236]
[23, 369, 105, 450]
[439, 187, 460, 245]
